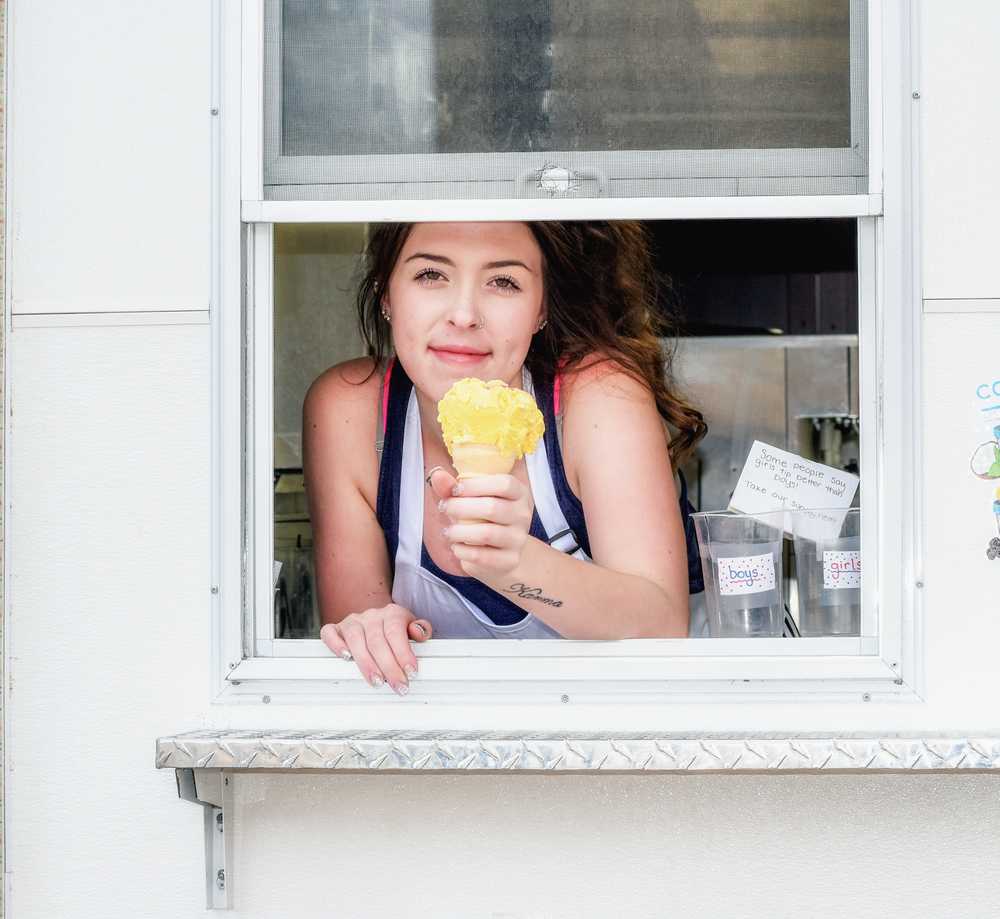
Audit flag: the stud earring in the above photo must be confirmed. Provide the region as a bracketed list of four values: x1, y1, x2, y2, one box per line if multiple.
[537, 320, 547, 331]
[381, 308, 390, 323]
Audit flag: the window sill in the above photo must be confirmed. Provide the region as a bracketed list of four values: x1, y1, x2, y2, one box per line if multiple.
[157, 731, 1000, 774]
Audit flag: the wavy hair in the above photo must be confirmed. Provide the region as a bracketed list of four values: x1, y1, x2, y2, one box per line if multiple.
[355, 221, 707, 468]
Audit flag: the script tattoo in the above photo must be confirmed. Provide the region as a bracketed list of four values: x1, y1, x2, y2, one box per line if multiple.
[503, 583, 564, 608]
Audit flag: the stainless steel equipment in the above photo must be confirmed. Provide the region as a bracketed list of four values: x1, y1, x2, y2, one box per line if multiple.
[273, 473, 321, 639]
[674, 334, 860, 514]
[673, 334, 860, 636]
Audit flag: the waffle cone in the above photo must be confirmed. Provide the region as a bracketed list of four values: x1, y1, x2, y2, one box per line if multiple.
[450, 442, 516, 481]
[449, 443, 516, 524]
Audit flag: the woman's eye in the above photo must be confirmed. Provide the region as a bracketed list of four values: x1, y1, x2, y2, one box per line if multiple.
[415, 268, 444, 282]
[492, 275, 520, 291]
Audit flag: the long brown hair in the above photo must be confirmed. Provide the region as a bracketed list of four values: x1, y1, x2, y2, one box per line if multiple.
[356, 221, 707, 467]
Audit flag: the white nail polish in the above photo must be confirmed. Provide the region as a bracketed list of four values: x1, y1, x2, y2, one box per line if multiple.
[370, 674, 384, 688]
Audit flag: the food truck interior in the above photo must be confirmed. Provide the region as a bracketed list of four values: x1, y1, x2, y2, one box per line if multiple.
[272, 218, 859, 640]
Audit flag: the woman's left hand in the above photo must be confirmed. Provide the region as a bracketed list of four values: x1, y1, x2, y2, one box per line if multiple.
[429, 468, 533, 582]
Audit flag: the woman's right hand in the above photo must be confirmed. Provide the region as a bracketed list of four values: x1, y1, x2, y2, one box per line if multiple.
[320, 605, 433, 696]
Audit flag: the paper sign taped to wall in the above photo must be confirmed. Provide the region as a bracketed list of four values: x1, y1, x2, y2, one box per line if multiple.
[729, 441, 859, 539]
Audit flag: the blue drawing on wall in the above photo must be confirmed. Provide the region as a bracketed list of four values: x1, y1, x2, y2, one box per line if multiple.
[971, 424, 1000, 560]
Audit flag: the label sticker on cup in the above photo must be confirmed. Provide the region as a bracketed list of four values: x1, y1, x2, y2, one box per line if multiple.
[823, 550, 861, 589]
[717, 554, 776, 595]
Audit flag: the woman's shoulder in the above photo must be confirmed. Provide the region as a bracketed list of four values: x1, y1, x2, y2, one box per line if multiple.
[305, 356, 385, 422]
[558, 355, 669, 469]
[303, 357, 383, 451]
[557, 355, 676, 516]
[306, 356, 383, 404]
[303, 357, 384, 504]
[558, 355, 657, 412]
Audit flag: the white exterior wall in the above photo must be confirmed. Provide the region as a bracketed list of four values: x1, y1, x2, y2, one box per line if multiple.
[5, 1, 1000, 917]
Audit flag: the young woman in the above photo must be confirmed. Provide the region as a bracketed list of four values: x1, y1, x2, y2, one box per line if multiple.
[303, 221, 706, 694]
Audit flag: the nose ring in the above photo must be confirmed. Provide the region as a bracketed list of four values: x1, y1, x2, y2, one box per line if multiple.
[476, 315, 484, 330]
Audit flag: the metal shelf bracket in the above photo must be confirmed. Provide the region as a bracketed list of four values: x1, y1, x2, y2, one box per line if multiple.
[176, 768, 234, 909]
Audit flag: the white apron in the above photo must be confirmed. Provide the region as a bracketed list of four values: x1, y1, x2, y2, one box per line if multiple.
[390, 374, 590, 639]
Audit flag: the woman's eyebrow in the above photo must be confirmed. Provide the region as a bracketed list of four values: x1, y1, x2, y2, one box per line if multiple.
[403, 253, 535, 274]
[484, 259, 534, 274]
[403, 252, 455, 266]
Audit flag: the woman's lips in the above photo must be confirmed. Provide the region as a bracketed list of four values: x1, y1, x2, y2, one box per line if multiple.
[430, 346, 490, 366]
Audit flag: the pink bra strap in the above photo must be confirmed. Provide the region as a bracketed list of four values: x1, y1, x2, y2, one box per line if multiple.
[553, 358, 569, 417]
[381, 356, 395, 428]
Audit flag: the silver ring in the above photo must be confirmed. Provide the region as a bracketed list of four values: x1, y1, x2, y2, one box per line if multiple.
[477, 315, 484, 330]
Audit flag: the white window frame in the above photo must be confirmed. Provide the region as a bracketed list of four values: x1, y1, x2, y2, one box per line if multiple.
[239, 0, 882, 221]
[211, 0, 921, 703]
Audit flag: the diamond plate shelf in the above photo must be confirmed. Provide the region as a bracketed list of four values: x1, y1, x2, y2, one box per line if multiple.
[157, 731, 1000, 773]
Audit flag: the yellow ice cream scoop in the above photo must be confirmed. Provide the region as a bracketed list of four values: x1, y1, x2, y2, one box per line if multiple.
[438, 378, 545, 481]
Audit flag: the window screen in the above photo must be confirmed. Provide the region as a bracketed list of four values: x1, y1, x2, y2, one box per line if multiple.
[264, 0, 869, 201]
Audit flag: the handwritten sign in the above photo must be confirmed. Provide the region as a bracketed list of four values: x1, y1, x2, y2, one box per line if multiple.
[729, 441, 859, 539]
[823, 550, 861, 589]
[717, 553, 776, 596]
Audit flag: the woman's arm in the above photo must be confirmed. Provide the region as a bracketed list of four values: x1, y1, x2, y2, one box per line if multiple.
[303, 359, 431, 691]
[303, 359, 391, 616]
[439, 363, 690, 638]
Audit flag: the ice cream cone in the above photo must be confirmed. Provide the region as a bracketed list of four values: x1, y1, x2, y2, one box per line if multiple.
[437, 378, 545, 463]
[438, 379, 544, 524]
[449, 443, 516, 523]
[450, 442, 517, 481]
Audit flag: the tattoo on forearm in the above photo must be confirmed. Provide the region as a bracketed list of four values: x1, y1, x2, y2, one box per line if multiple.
[503, 584, 563, 608]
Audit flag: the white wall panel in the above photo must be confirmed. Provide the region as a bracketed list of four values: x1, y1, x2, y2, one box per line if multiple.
[920, 1, 1000, 299]
[919, 313, 1000, 702]
[7, 0, 211, 311]
[5, 326, 212, 915]
[229, 772, 1000, 918]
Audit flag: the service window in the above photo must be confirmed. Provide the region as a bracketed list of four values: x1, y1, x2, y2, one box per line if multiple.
[269, 218, 862, 641]
[215, 0, 917, 700]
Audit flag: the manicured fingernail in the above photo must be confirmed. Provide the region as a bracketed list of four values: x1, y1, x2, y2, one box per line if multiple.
[393, 683, 409, 697]
[405, 665, 418, 680]
[449, 543, 456, 552]
[369, 674, 384, 689]
[438, 499, 448, 513]
[340, 650, 353, 661]
[442, 526, 450, 538]
[452, 484, 465, 496]
[414, 623, 428, 637]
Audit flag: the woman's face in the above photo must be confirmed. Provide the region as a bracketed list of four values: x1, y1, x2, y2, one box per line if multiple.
[384, 222, 546, 403]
